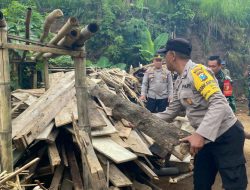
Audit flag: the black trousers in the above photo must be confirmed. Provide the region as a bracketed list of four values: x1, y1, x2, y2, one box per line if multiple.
[193, 121, 248, 190]
[146, 98, 169, 113]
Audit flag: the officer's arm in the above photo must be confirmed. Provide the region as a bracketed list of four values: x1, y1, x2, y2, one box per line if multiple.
[155, 87, 183, 122]
[167, 71, 174, 99]
[190, 65, 228, 141]
[141, 71, 149, 96]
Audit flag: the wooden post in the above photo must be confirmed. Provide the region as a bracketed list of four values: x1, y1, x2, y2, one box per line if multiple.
[44, 59, 49, 90]
[73, 49, 90, 135]
[33, 66, 37, 89]
[73, 49, 91, 189]
[0, 12, 13, 172]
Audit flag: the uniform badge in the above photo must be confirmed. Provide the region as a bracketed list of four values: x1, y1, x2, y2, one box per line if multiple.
[199, 73, 207, 81]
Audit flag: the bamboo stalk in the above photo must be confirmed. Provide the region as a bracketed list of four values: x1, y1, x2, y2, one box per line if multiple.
[43, 27, 80, 59]
[35, 17, 78, 60]
[73, 23, 99, 48]
[0, 158, 40, 184]
[0, 12, 12, 173]
[40, 9, 63, 43]
[21, 7, 32, 62]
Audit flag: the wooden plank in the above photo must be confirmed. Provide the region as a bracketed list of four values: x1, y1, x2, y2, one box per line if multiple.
[123, 130, 152, 156]
[72, 118, 107, 190]
[12, 72, 76, 150]
[92, 137, 137, 164]
[108, 164, 132, 187]
[61, 169, 73, 190]
[46, 129, 59, 144]
[110, 133, 129, 149]
[55, 98, 107, 128]
[36, 122, 54, 140]
[49, 164, 64, 190]
[91, 109, 117, 137]
[55, 97, 77, 127]
[49, 72, 65, 88]
[61, 144, 69, 167]
[48, 143, 61, 171]
[66, 143, 84, 190]
[134, 160, 159, 180]
[115, 121, 131, 138]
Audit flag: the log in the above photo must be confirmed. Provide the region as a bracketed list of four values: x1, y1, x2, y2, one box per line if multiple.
[40, 9, 63, 43]
[0, 13, 12, 172]
[89, 83, 190, 159]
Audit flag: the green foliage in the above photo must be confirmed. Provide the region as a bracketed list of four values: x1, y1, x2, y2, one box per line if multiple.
[95, 56, 112, 68]
[49, 56, 73, 67]
[2, 1, 43, 39]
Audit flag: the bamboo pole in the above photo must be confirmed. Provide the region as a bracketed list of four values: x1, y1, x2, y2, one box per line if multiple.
[21, 7, 32, 62]
[40, 9, 63, 43]
[72, 23, 99, 49]
[73, 47, 93, 189]
[73, 49, 90, 135]
[0, 11, 13, 172]
[35, 17, 78, 60]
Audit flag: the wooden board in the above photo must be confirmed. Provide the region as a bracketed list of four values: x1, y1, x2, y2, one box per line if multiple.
[115, 121, 131, 138]
[108, 164, 132, 187]
[36, 122, 54, 140]
[48, 143, 61, 171]
[55, 97, 107, 128]
[91, 109, 117, 136]
[110, 133, 129, 149]
[49, 164, 64, 190]
[92, 137, 137, 164]
[55, 97, 77, 127]
[12, 72, 76, 150]
[134, 160, 159, 180]
[49, 72, 65, 88]
[123, 130, 152, 156]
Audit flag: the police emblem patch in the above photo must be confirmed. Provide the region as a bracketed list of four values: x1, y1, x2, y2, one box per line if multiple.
[199, 73, 207, 81]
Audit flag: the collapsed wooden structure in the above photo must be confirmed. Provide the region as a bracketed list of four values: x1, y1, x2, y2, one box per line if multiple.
[0, 8, 193, 190]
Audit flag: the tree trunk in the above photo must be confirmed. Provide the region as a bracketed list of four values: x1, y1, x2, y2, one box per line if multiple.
[89, 84, 190, 155]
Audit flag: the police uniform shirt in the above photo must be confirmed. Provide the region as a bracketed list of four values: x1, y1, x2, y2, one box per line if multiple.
[141, 66, 173, 99]
[156, 60, 237, 141]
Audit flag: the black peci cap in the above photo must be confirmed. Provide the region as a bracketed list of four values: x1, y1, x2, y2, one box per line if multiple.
[157, 38, 192, 56]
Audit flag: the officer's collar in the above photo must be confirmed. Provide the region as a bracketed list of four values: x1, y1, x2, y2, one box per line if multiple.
[181, 60, 193, 79]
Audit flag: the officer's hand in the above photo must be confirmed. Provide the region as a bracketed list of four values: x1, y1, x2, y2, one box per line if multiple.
[168, 96, 173, 103]
[179, 133, 205, 156]
[140, 95, 146, 101]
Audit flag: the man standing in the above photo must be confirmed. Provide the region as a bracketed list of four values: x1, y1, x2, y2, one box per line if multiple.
[140, 55, 173, 113]
[207, 55, 236, 112]
[156, 38, 247, 190]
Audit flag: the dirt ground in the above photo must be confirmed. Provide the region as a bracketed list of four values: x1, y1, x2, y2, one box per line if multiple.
[155, 102, 250, 190]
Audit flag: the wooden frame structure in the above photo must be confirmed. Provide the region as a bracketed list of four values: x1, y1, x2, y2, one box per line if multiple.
[0, 9, 107, 189]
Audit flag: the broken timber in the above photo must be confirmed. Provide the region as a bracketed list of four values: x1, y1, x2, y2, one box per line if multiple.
[89, 82, 190, 159]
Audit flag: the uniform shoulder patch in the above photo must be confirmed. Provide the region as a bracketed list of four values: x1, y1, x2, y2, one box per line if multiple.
[191, 64, 220, 100]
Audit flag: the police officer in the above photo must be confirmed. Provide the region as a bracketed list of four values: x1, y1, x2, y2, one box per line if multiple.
[156, 38, 247, 190]
[207, 55, 236, 112]
[140, 54, 173, 113]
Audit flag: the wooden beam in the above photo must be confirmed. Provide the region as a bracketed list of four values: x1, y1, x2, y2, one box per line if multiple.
[72, 118, 107, 190]
[66, 142, 84, 190]
[49, 164, 64, 190]
[1, 43, 82, 56]
[0, 14, 12, 172]
[48, 143, 61, 171]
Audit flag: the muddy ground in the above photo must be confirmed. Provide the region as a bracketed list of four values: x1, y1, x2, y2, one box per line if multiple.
[155, 101, 250, 190]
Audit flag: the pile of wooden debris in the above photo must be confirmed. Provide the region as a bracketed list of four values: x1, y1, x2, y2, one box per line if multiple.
[3, 68, 193, 190]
